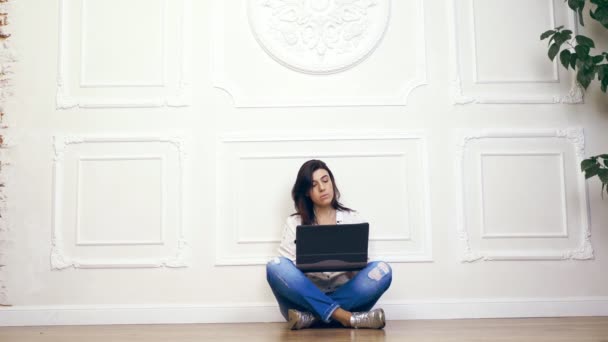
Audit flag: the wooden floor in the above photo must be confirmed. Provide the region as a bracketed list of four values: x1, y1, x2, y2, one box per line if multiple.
[0, 317, 607, 342]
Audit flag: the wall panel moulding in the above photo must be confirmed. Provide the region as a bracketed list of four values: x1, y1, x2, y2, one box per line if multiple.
[216, 132, 433, 265]
[51, 135, 190, 269]
[449, 0, 583, 104]
[212, 0, 428, 107]
[57, 0, 192, 108]
[455, 128, 592, 262]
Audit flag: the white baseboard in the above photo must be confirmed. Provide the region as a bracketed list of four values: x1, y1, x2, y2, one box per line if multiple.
[1, 297, 607, 327]
[382, 297, 608, 320]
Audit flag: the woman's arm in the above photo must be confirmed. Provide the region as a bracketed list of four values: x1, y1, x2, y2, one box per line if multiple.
[277, 216, 298, 262]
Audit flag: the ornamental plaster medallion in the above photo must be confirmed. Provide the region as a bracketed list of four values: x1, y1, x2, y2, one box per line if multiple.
[248, 0, 391, 74]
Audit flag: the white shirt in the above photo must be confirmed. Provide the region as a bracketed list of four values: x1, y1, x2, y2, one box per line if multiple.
[277, 209, 365, 293]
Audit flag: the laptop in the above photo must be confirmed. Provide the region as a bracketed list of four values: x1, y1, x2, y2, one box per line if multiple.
[295, 222, 369, 272]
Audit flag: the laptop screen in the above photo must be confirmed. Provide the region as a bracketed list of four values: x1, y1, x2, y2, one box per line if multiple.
[295, 223, 369, 272]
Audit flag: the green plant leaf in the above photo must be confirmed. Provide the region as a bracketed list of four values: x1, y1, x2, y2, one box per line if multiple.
[570, 53, 579, 69]
[566, 0, 586, 25]
[591, 1, 608, 8]
[598, 169, 608, 183]
[560, 50, 572, 68]
[575, 35, 596, 48]
[584, 164, 601, 178]
[581, 158, 598, 171]
[590, 5, 608, 29]
[592, 55, 605, 64]
[554, 31, 572, 46]
[548, 43, 559, 60]
[577, 68, 595, 88]
[549, 43, 560, 61]
[548, 29, 570, 47]
[567, 0, 586, 13]
[540, 30, 556, 40]
[589, 65, 599, 79]
[575, 44, 591, 57]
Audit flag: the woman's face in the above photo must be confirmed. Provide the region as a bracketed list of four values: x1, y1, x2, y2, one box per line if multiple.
[308, 168, 334, 208]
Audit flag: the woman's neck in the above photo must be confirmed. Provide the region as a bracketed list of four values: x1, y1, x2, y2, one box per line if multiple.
[315, 206, 336, 225]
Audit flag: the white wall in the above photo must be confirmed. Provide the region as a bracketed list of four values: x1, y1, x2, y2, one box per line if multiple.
[1, 0, 608, 326]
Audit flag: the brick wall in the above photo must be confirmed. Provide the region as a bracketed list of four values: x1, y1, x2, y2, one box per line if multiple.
[0, 0, 12, 306]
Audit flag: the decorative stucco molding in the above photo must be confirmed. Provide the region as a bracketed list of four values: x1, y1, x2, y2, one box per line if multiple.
[247, 0, 391, 75]
[448, 0, 583, 104]
[557, 127, 585, 159]
[455, 128, 592, 262]
[51, 135, 190, 269]
[554, 83, 585, 104]
[213, 0, 427, 107]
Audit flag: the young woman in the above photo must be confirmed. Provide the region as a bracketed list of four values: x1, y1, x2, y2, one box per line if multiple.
[266, 159, 392, 330]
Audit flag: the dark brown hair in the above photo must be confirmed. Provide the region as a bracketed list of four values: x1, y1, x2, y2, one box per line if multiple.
[291, 159, 351, 225]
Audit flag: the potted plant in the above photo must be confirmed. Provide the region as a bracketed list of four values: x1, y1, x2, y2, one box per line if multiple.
[540, 0, 608, 197]
[581, 155, 608, 197]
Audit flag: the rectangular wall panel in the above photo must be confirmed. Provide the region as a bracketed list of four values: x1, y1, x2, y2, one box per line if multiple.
[455, 128, 592, 261]
[57, 0, 191, 108]
[216, 132, 433, 265]
[51, 136, 189, 269]
[479, 153, 567, 238]
[80, 0, 165, 87]
[76, 156, 165, 245]
[449, 0, 581, 104]
[473, 0, 558, 83]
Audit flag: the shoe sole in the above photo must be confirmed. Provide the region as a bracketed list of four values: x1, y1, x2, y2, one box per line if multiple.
[377, 308, 386, 329]
[287, 309, 300, 330]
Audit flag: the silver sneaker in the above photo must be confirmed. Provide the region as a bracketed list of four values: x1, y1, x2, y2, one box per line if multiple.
[287, 309, 318, 330]
[350, 308, 386, 329]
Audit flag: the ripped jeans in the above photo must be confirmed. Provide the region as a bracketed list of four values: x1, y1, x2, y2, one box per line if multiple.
[266, 256, 392, 323]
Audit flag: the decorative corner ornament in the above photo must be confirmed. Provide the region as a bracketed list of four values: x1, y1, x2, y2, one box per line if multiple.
[555, 83, 584, 104]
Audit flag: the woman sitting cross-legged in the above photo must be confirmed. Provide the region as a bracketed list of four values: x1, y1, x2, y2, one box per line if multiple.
[266, 159, 392, 330]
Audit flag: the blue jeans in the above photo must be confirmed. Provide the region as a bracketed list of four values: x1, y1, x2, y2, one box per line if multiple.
[266, 256, 392, 323]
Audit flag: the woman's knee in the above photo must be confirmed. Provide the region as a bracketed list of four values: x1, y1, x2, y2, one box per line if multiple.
[266, 256, 293, 276]
[345, 261, 392, 301]
[266, 257, 304, 292]
[366, 261, 392, 288]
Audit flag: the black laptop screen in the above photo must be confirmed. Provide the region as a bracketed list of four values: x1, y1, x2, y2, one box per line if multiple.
[295, 223, 369, 271]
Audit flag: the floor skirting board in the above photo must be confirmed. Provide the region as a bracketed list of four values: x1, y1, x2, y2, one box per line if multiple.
[1, 297, 607, 327]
